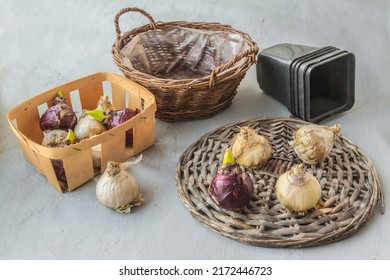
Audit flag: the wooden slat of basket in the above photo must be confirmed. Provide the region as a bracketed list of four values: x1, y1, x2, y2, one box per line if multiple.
[15, 106, 43, 145]
[62, 150, 95, 191]
[132, 114, 155, 155]
[109, 72, 156, 109]
[100, 133, 127, 174]
[16, 137, 44, 176]
[175, 118, 384, 248]
[78, 83, 104, 111]
[111, 83, 126, 109]
[34, 152, 63, 192]
[127, 88, 141, 111]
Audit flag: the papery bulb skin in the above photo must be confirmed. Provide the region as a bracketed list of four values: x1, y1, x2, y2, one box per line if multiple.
[74, 113, 107, 141]
[231, 127, 272, 168]
[95, 158, 144, 213]
[41, 129, 75, 184]
[275, 164, 321, 213]
[291, 124, 341, 164]
[42, 130, 68, 147]
[108, 108, 139, 145]
[209, 163, 254, 211]
[39, 95, 77, 131]
[96, 95, 116, 113]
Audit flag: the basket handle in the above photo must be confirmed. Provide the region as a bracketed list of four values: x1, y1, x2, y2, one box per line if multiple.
[208, 45, 259, 88]
[114, 7, 157, 40]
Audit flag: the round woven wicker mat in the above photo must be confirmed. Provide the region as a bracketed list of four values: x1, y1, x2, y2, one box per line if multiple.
[175, 118, 385, 248]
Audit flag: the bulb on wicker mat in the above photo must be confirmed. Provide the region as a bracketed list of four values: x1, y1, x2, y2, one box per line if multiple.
[230, 126, 272, 168]
[208, 149, 254, 211]
[96, 155, 144, 213]
[275, 164, 321, 213]
[290, 124, 341, 164]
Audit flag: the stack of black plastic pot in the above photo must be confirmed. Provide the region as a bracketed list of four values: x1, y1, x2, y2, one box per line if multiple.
[257, 43, 355, 123]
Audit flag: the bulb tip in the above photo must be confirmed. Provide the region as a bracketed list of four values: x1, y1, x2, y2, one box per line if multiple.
[66, 129, 75, 144]
[290, 164, 305, 176]
[222, 148, 235, 166]
[332, 124, 341, 135]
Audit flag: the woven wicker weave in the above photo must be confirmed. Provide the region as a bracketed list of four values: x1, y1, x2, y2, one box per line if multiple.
[175, 118, 385, 248]
[112, 7, 258, 122]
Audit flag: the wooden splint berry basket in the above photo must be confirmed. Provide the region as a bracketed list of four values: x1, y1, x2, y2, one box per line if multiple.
[7, 72, 156, 193]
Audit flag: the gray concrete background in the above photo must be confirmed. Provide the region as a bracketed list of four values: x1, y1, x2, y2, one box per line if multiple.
[0, 0, 389, 259]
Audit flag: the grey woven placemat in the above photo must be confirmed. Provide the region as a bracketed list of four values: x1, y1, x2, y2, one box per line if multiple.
[175, 118, 385, 248]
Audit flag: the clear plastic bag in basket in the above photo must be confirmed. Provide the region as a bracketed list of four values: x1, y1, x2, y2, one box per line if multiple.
[119, 27, 249, 80]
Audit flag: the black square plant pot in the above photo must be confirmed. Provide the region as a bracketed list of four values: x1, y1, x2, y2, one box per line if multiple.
[257, 43, 355, 123]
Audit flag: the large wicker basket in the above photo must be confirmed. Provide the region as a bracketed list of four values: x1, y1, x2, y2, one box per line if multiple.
[112, 7, 259, 122]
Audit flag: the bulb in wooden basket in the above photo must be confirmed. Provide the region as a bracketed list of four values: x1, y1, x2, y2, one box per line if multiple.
[275, 164, 321, 213]
[74, 109, 107, 141]
[290, 124, 341, 164]
[96, 155, 144, 213]
[74, 109, 107, 169]
[97, 95, 139, 146]
[230, 126, 272, 168]
[39, 91, 77, 131]
[41, 129, 76, 183]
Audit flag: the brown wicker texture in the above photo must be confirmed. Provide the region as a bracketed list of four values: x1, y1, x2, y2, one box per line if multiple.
[112, 7, 259, 122]
[175, 118, 385, 248]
